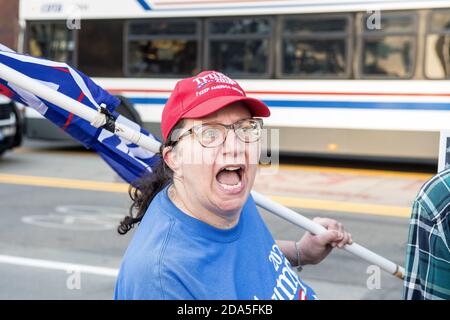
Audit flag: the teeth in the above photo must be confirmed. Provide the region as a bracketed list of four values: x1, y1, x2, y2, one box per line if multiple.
[218, 180, 242, 190]
[224, 166, 241, 171]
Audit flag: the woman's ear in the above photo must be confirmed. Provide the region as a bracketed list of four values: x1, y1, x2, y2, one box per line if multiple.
[162, 145, 181, 174]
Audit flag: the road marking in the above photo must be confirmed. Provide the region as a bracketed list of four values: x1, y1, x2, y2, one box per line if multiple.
[0, 254, 118, 277]
[13, 147, 433, 179]
[13, 147, 95, 157]
[262, 164, 434, 180]
[0, 173, 128, 193]
[21, 205, 125, 231]
[268, 195, 411, 218]
[0, 173, 412, 218]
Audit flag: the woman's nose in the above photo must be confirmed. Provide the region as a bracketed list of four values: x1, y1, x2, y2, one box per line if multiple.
[222, 128, 245, 156]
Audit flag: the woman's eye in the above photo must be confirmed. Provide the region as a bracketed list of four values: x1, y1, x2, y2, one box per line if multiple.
[202, 128, 220, 141]
[240, 125, 256, 135]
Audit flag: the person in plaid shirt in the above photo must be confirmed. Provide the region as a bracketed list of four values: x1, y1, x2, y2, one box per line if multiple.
[403, 168, 450, 300]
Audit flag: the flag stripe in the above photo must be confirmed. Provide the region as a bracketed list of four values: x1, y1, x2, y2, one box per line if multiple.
[62, 91, 85, 130]
[52, 66, 70, 73]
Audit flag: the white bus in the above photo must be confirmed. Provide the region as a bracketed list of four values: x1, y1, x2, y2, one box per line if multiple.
[17, 0, 450, 163]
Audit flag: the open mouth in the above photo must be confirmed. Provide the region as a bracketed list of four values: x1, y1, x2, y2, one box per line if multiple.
[215, 165, 245, 192]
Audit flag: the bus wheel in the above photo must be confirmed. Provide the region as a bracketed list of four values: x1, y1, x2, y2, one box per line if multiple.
[114, 95, 142, 126]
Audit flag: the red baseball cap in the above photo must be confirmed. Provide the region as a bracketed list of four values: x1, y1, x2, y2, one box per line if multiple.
[161, 71, 270, 142]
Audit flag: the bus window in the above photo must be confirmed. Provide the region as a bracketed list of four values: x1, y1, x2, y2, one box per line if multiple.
[77, 20, 124, 77]
[206, 17, 272, 77]
[280, 15, 351, 78]
[26, 22, 75, 64]
[126, 19, 200, 77]
[425, 10, 450, 79]
[359, 12, 417, 78]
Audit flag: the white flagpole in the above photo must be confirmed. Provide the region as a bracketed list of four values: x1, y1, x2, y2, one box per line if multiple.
[0, 62, 161, 153]
[0, 62, 405, 280]
[251, 191, 405, 279]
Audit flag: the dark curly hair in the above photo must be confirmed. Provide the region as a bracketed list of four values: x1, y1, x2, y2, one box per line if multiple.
[117, 120, 185, 235]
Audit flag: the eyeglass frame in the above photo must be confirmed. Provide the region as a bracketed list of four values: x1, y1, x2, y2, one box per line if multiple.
[167, 118, 264, 148]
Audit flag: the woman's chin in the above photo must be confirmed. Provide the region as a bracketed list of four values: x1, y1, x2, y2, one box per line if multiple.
[212, 189, 248, 213]
[215, 199, 245, 213]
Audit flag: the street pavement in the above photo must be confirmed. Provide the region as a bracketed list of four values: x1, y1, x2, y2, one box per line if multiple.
[0, 139, 433, 299]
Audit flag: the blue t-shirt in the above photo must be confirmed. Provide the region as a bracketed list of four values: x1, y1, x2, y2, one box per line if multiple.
[114, 184, 317, 300]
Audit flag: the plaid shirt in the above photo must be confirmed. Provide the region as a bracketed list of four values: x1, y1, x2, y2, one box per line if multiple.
[403, 168, 450, 300]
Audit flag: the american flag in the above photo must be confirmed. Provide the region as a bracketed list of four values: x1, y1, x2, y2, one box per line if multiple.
[0, 43, 161, 184]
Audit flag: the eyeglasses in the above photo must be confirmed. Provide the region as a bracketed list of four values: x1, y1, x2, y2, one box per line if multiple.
[169, 118, 263, 148]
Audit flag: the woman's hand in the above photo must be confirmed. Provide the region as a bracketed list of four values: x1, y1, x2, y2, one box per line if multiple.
[297, 217, 353, 266]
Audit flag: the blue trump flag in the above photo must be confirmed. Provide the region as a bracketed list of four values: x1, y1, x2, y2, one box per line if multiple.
[0, 44, 161, 184]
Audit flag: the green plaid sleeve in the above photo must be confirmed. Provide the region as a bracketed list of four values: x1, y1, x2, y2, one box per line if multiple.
[403, 169, 450, 300]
